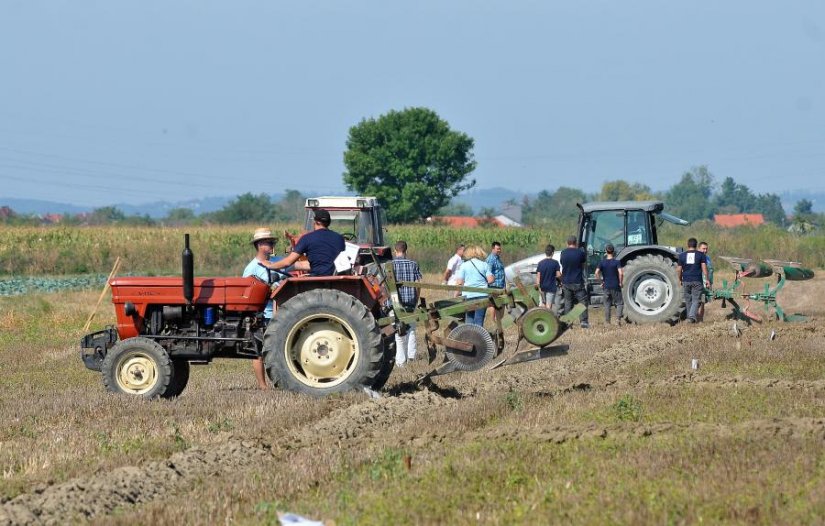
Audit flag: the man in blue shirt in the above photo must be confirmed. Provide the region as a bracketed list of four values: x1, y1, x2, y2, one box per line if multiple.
[595, 243, 624, 325]
[536, 244, 561, 312]
[269, 209, 345, 276]
[560, 235, 590, 328]
[243, 228, 286, 390]
[677, 237, 709, 323]
[486, 241, 506, 289]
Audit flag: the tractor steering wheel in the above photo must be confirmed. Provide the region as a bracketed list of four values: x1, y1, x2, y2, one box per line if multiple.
[342, 232, 357, 241]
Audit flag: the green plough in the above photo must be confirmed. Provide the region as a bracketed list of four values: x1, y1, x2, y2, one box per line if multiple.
[706, 257, 815, 323]
[377, 266, 584, 380]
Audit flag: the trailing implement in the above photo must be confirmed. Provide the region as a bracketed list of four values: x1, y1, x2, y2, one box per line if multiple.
[706, 257, 815, 323]
[380, 265, 585, 380]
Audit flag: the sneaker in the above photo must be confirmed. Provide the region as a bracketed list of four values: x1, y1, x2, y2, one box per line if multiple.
[687, 318, 696, 324]
[580, 322, 590, 329]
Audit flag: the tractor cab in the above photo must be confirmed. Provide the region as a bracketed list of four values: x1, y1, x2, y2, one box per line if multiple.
[303, 196, 386, 246]
[302, 196, 392, 267]
[578, 201, 688, 271]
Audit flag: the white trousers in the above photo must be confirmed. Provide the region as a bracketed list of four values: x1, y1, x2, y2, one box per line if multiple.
[394, 324, 417, 365]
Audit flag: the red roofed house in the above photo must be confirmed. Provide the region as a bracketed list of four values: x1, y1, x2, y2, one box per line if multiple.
[714, 213, 765, 227]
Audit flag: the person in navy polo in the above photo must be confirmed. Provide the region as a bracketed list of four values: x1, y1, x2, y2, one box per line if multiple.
[594, 243, 624, 325]
[559, 235, 590, 328]
[536, 243, 561, 312]
[677, 237, 709, 323]
[269, 209, 345, 277]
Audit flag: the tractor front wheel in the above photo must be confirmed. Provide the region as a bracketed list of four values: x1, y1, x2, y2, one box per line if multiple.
[101, 337, 177, 399]
[263, 289, 388, 396]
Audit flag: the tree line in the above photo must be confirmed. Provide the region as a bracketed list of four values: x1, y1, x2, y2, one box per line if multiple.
[520, 166, 797, 227]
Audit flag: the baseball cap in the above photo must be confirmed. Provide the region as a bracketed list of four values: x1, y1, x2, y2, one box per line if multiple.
[313, 209, 331, 224]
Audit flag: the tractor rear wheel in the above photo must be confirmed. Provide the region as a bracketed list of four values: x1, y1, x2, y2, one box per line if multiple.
[167, 359, 191, 397]
[102, 337, 176, 399]
[263, 289, 389, 396]
[622, 254, 684, 324]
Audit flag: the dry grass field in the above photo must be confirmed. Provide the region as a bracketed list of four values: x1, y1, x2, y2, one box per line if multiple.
[2, 270, 825, 525]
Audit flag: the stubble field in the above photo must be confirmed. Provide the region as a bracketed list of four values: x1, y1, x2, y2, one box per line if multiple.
[1, 270, 825, 525]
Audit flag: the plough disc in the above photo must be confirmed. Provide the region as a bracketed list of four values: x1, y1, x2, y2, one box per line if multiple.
[444, 324, 496, 372]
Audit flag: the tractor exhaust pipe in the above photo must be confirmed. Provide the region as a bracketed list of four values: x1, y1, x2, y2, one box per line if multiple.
[182, 233, 194, 305]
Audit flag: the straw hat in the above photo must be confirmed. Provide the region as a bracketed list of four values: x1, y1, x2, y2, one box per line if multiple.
[251, 227, 276, 245]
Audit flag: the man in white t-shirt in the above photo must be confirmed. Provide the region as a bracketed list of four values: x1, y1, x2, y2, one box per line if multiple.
[443, 244, 465, 296]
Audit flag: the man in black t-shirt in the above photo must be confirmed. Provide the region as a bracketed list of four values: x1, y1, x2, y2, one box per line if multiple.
[559, 235, 590, 328]
[536, 244, 561, 312]
[677, 237, 709, 323]
[270, 209, 346, 277]
[595, 243, 624, 325]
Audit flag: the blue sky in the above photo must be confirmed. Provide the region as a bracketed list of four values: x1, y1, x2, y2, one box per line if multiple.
[1, 1, 823, 206]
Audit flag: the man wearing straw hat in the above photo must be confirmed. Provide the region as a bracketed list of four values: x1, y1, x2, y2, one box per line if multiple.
[243, 227, 283, 390]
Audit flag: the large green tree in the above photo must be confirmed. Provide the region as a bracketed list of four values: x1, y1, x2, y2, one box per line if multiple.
[343, 107, 477, 223]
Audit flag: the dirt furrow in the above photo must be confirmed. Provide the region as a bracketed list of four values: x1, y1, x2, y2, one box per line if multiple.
[0, 391, 454, 525]
[401, 417, 825, 448]
[531, 374, 825, 398]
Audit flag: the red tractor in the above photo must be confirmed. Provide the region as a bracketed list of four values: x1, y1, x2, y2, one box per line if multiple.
[81, 197, 396, 398]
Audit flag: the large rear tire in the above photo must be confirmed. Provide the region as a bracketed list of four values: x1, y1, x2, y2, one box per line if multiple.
[167, 359, 191, 397]
[102, 337, 176, 399]
[263, 289, 389, 396]
[622, 254, 684, 324]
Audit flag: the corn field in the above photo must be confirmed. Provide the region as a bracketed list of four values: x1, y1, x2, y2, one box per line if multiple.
[0, 223, 822, 277]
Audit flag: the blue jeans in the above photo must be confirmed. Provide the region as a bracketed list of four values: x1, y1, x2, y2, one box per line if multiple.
[465, 307, 487, 326]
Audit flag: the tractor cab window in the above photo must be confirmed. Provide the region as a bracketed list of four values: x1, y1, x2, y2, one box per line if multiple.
[304, 209, 379, 245]
[586, 211, 626, 254]
[626, 210, 651, 246]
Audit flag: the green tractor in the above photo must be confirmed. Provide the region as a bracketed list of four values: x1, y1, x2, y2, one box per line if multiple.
[507, 201, 690, 324]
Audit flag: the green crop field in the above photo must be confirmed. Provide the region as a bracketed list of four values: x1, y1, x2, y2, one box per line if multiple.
[1, 223, 823, 280]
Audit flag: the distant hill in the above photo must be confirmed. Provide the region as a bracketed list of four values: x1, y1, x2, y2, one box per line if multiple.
[0, 198, 90, 216]
[0, 195, 272, 218]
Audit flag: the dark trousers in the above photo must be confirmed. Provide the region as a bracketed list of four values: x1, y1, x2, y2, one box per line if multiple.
[562, 283, 589, 323]
[604, 288, 623, 322]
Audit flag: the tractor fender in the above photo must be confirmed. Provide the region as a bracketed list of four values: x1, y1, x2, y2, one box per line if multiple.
[617, 245, 679, 265]
[270, 275, 384, 316]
